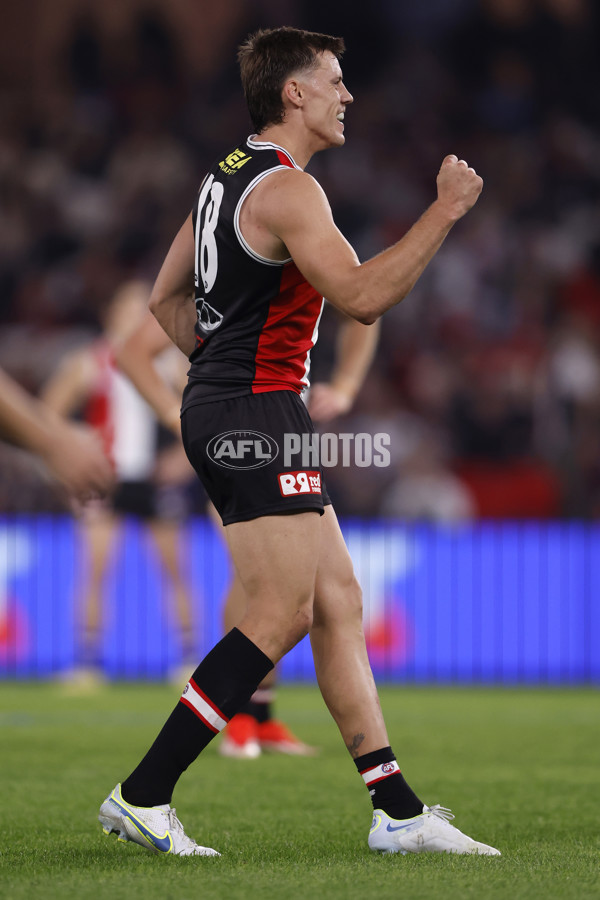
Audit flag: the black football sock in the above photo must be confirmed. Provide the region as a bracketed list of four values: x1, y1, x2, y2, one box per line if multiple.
[239, 687, 274, 724]
[121, 628, 274, 807]
[354, 746, 424, 820]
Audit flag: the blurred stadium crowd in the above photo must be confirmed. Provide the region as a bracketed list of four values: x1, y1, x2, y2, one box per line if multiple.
[1, 0, 600, 519]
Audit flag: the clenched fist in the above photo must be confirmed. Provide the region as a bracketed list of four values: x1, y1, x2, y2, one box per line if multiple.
[436, 154, 483, 222]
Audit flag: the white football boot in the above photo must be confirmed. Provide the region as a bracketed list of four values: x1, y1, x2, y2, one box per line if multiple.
[99, 784, 220, 857]
[369, 805, 501, 856]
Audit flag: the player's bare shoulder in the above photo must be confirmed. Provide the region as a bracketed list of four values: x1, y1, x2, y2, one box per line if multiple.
[253, 168, 330, 231]
[240, 168, 328, 259]
[256, 166, 320, 207]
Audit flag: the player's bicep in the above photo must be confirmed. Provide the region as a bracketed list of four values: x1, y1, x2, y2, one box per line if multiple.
[265, 174, 362, 316]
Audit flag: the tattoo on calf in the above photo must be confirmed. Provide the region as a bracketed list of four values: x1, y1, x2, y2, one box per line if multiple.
[347, 733, 365, 758]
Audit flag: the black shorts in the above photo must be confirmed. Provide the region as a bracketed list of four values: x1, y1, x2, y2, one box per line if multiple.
[111, 480, 191, 521]
[181, 391, 331, 525]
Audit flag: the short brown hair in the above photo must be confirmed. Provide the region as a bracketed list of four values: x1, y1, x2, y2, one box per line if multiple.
[238, 27, 345, 133]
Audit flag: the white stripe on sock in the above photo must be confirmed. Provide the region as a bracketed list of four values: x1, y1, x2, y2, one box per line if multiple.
[361, 760, 400, 786]
[180, 679, 228, 733]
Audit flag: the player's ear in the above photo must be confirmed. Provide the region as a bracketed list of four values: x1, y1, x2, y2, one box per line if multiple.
[283, 78, 303, 109]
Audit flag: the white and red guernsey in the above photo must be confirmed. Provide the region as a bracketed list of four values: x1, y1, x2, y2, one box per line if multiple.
[182, 137, 324, 412]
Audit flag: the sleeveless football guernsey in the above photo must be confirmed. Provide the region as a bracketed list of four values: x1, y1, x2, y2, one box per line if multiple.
[182, 137, 324, 410]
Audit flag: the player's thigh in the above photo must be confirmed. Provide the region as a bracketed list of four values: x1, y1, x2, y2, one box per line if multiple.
[313, 505, 362, 628]
[225, 510, 321, 611]
[207, 499, 224, 536]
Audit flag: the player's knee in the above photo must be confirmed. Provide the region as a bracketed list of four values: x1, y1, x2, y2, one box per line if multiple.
[346, 574, 363, 622]
[273, 602, 313, 656]
[313, 572, 363, 629]
[275, 591, 314, 639]
[291, 598, 314, 639]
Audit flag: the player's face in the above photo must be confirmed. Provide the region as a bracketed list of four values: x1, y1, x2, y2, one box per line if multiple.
[299, 52, 353, 149]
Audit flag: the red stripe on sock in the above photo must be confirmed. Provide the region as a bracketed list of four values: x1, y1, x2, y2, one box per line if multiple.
[188, 678, 230, 724]
[364, 772, 397, 786]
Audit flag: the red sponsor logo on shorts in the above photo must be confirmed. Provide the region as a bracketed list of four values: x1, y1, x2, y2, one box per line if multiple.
[278, 471, 322, 496]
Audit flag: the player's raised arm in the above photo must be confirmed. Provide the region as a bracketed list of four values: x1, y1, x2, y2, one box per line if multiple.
[259, 155, 482, 325]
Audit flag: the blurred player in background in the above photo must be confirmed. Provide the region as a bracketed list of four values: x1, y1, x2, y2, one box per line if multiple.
[115, 307, 379, 756]
[40, 280, 197, 685]
[0, 366, 113, 503]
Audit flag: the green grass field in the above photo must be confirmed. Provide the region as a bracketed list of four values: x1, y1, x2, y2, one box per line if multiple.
[1, 682, 599, 900]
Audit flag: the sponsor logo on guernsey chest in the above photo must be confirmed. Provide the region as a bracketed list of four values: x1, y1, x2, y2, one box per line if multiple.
[218, 149, 252, 175]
